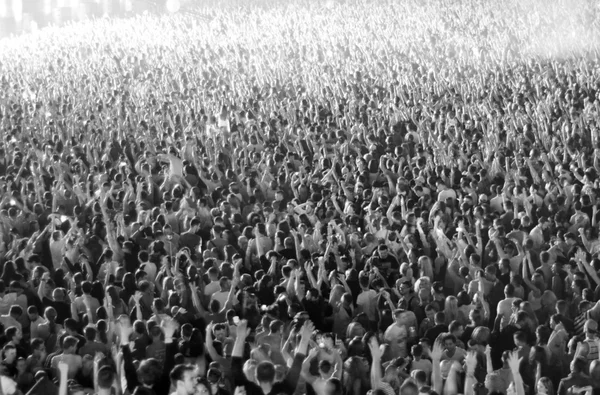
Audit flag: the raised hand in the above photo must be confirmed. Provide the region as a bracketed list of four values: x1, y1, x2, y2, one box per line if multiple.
[368, 336, 381, 360]
[133, 291, 143, 304]
[94, 352, 105, 365]
[236, 319, 249, 338]
[118, 315, 133, 345]
[160, 316, 180, 339]
[431, 338, 444, 361]
[465, 351, 477, 373]
[300, 320, 315, 342]
[507, 350, 520, 374]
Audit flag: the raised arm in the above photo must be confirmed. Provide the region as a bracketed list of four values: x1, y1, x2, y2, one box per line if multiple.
[157, 317, 179, 394]
[205, 323, 225, 363]
[231, 320, 252, 387]
[58, 361, 69, 395]
[301, 348, 319, 384]
[282, 321, 312, 393]
[100, 189, 123, 261]
[508, 351, 525, 395]
[464, 351, 478, 395]
[368, 336, 384, 389]
[431, 338, 444, 395]
[443, 361, 461, 395]
[118, 316, 140, 393]
[189, 283, 206, 316]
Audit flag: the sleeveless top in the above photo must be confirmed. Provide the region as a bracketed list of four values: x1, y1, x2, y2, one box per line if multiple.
[585, 339, 599, 365]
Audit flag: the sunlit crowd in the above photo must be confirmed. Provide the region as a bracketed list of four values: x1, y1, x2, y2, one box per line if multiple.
[1, 0, 600, 395]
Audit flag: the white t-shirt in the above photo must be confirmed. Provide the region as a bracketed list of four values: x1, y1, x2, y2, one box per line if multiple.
[497, 297, 516, 330]
[140, 261, 157, 281]
[49, 238, 66, 270]
[441, 347, 467, 362]
[204, 281, 220, 297]
[437, 188, 457, 202]
[357, 289, 378, 321]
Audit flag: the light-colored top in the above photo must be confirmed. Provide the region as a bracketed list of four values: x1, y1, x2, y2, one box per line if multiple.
[357, 289, 378, 321]
[497, 297, 516, 330]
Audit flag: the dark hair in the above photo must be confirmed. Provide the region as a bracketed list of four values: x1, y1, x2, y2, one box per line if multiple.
[82, 281, 93, 294]
[169, 364, 196, 385]
[5, 326, 19, 341]
[326, 377, 343, 395]
[84, 326, 97, 341]
[256, 360, 276, 384]
[97, 366, 116, 389]
[137, 359, 163, 386]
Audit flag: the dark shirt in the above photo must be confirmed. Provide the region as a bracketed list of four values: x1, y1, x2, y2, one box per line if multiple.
[279, 248, 296, 261]
[123, 252, 139, 274]
[122, 342, 176, 395]
[372, 253, 400, 282]
[425, 324, 448, 343]
[132, 335, 150, 361]
[498, 272, 511, 287]
[232, 352, 305, 395]
[558, 372, 591, 395]
[180, 232, 202, 252]
[303, 297, 324, 327]
[42, 298, 71, 325]
[0, 360, 16, 378]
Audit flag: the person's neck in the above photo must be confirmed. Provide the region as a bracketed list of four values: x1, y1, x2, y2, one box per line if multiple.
[260, 382, 273, 394]
[97, 388, 112, 395]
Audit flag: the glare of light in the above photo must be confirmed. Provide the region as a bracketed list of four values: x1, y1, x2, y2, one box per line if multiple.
[12, 0, 23, 23]
[30, 20, 38, 32]
[43, 0, 52, 15]
[166, 0, 180, 13]
[325, 0, 335, 9]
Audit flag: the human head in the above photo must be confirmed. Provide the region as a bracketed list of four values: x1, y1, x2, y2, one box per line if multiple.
[3, 344, 16, 364]
[170, 364, 198, 395]
[97, 366, 116, 390]
[442, 334, 457, 354]
[256, 361, 276, 385]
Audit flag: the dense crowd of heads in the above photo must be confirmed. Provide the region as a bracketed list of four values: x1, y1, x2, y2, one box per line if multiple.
[1, 0, 600, 395]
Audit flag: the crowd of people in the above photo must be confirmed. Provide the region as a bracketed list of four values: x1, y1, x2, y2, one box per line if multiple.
[1, 0, 600, 394]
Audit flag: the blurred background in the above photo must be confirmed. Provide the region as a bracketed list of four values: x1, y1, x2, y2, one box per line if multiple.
[0, 0, 192, 38]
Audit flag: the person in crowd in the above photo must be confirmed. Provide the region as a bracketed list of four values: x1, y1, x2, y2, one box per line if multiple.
[2, 0, 600, 394]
